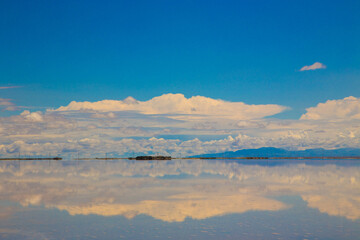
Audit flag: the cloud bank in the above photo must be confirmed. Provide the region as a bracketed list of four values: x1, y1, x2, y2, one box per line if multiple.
[300, 62, 326, 71]
[301, 96, 360, 120]
[1, 94, 360, 157]
[56, 93, 287, 120]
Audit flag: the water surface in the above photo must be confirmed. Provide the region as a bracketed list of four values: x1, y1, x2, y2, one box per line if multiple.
[0, 159, 359, 239]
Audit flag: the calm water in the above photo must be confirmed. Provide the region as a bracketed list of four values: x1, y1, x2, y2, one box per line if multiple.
[0, 159, 359, 240]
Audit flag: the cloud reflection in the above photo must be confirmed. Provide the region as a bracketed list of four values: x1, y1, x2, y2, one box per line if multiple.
[0, 160, 359, 222]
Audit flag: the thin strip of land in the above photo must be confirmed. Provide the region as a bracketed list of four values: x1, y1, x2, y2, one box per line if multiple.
[0, 157, 62, 160]
[1, 156, 360, 161]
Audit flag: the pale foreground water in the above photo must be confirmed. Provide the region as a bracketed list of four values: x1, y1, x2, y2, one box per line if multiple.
[0, 159, 359, 239]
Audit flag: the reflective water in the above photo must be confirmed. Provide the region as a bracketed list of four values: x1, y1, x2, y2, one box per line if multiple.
[0, 159, 359, 239]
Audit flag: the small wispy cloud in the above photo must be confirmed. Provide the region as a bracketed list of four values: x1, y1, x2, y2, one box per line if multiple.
[0, 86, 22, 90]
[0, 98, 17, 111]
[300, 62, 326, 71]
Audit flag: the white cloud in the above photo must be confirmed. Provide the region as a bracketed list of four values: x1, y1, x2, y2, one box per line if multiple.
[300, 62, 326, 71]
[1, 94, 360, 157]
[301, 96, 360, 120]
[20, 110, 44, 122]
[55, 93, 287, 120]
[1, 125, 360, 157]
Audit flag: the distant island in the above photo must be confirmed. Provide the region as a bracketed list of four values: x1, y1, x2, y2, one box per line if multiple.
[190, 147, 360, 159]
[129, 156, 172, 160]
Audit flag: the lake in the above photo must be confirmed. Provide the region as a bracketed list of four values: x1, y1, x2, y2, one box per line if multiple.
[0, 159, 359, 239]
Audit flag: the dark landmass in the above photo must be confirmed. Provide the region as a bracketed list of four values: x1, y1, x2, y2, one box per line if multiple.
[129, 156, 172, 160]
[190, 147, 360, 159]
[0, 157, 62, 161]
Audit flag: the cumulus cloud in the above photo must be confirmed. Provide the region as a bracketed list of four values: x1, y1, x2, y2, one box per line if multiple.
[20, 110, 44, 122]
[301, 96, 360, 120]
[300, 62, 326, 71]
[55, 93, 287, 120]
[1, 126, 360, 158]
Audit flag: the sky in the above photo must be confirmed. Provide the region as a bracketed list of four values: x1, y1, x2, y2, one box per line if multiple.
[1, 0, 360, 157]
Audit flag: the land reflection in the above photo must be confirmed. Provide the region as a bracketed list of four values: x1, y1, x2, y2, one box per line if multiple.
[0, 160, 359, 222]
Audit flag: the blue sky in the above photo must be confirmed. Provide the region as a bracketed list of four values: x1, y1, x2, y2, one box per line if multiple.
[1, 1, 360, 156]
[1, 0, 360, 117]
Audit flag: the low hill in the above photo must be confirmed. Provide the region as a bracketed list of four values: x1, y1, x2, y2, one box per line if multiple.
[191, 147, 360, 158]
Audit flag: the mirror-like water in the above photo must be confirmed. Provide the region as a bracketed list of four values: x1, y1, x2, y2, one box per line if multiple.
[0, 159, 359, 239]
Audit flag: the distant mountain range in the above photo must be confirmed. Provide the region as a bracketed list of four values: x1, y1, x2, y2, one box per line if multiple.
[191, 147, 360, 158]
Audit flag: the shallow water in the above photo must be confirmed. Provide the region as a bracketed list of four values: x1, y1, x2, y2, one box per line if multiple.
[0, 159, 359, 239]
